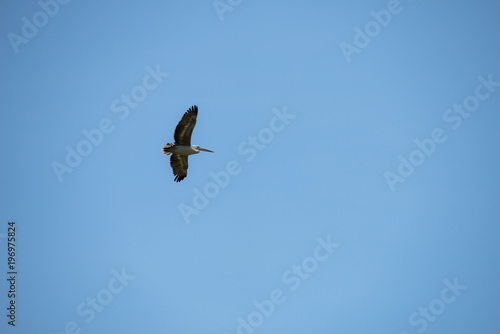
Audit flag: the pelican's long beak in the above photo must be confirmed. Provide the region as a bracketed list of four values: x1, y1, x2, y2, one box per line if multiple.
[198, 147, 214, 153]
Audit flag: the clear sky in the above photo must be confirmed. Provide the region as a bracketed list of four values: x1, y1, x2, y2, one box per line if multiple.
[1, 1, 499, 333]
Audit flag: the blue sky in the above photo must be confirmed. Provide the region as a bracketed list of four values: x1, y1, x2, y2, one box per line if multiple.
[1, 1, 499, 333]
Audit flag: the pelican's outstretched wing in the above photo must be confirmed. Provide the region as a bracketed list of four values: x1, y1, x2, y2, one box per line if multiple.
[170, 154, 189, 182]
[174, 105, 198, 146]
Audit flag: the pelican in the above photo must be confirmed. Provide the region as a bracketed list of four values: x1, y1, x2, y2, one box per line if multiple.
[162, 105, 214, 182]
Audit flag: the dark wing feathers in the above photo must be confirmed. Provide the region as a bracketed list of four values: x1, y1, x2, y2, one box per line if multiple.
[170, 154, 189, 182]
[174, 105, 198, 145]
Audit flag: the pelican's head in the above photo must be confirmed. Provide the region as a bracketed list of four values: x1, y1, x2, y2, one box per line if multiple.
[193, 145, 214, 153]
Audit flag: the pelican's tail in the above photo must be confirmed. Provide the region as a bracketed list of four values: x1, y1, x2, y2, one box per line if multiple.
[162, 143, 174, 155]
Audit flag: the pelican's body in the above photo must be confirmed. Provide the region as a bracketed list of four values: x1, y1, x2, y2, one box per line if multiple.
[163, 144, 212, 156]
[162, 106, 214, 182]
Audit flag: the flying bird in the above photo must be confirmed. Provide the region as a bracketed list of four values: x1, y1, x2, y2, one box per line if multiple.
[162, 105, 214, 182]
